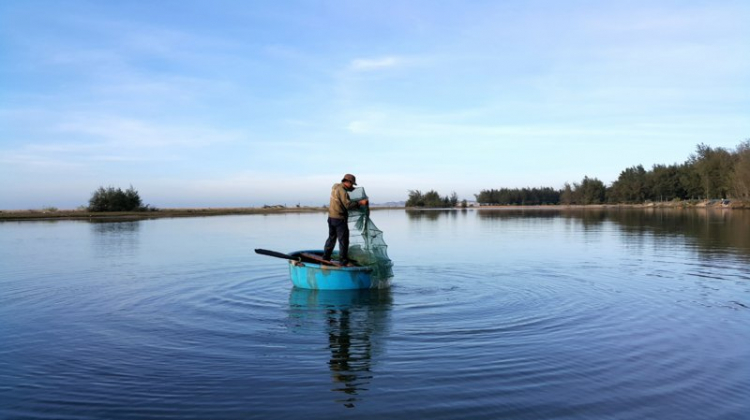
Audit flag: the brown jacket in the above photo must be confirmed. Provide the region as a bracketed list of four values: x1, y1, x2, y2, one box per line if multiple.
[328, 183, 359, 219]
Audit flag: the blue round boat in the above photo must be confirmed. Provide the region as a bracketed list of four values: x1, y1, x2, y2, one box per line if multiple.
[287, 250, 390, 290]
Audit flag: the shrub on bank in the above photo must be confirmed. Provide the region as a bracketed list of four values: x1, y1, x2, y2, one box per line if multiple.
[87, 186, 154, 212]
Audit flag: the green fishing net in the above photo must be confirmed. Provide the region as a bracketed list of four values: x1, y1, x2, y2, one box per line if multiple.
[347, 187, 394, 287]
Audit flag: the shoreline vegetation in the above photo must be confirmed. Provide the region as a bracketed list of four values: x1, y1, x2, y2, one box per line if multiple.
[407, 141, 750, 209]
[0, 206, 329, 221]
[1, 200, 747, 222]
[5, 141, 748, 222]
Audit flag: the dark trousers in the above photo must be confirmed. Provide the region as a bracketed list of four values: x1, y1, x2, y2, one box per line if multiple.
[323, 217, 349, 262]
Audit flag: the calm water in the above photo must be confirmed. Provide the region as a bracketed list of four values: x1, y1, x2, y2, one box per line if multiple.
[1, 209, 749, 420]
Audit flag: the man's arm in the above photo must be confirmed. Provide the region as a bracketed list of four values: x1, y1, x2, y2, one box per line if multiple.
[337, 187, 367, 209]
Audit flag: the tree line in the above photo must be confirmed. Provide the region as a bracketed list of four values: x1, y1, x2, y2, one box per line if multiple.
[410, 140, 750, 207]
[406, 190, 462, 208]
[598, 141, 747, 203]
[474, 187, 561, 205]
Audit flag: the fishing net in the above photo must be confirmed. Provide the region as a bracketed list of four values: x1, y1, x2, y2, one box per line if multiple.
[347, 187, 394, 287]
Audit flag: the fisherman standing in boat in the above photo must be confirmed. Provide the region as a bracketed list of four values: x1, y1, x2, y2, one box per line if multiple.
[323, 174, 368, 266]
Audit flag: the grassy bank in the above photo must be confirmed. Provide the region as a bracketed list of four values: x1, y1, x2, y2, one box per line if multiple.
[0, 207, 329, 221]
[2, 201, 746, 221]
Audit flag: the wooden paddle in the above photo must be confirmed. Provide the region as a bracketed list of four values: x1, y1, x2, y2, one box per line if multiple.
[300, 252, 344, 267]
[254, 249, 344, 267]
[254, 248, 299, 261]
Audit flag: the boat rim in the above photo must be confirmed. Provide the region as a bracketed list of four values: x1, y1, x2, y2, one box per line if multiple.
[289, 250, 374, 272]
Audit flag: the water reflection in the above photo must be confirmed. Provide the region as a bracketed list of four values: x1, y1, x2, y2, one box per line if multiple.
[475, 208, 750, 259]
[90, 220, 141, 258]
[608, 208, 750, 258]
[405, 209, 464, 221]
[476, 208, 602, 222]
[288, 288, 392, 408]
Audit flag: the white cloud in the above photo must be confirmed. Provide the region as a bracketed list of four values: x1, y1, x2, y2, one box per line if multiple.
[349, 56, 399, 71]
[55, 115, 243, 149]
[0, 112, 247, 176]
[0, 151, 84, 170]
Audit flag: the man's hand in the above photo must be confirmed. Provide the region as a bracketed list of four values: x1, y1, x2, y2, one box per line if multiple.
[358, 199, 368, 206]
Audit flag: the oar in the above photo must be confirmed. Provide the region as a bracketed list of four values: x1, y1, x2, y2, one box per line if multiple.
[254, 248, 344, 267]
[300, 252, 344, 267]
[254, 248, 300, 261]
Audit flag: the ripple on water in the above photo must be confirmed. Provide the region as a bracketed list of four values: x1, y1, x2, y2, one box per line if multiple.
[367, 259, 750, 420]
[2, 211, 750, 420]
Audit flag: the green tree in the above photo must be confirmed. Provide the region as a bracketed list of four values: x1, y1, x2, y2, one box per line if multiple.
[732, 140, 750, 199]
[407, 189, 454, 207]
[560, 183, 574, 205]
[609, 165, 648, 203]
[474, 187, 561, 205]
[578, 176, 606, 204]
[677, 162, 703, 200]
[88, 185, 149, 212]
[690, 143, 734, 199]
[649, 164, 687, 202]
[449, 192, 459, 207]
[422, 190, 444, 207]
[406, 190, 425, 207]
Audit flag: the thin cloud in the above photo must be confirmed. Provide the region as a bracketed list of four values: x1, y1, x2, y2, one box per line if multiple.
[0, 151, 85, 169]
[1, 113, 243, 174]
[86, 155, 183, 163]
[346, 112, 386, 134]
[349, 56, 399, 71]
[55, 116, 243, 148]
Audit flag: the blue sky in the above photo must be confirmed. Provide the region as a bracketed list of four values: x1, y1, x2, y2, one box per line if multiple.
[1, 0, 748, 209]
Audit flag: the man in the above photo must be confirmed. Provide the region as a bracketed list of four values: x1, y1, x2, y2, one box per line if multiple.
[323, 174, 368, 265]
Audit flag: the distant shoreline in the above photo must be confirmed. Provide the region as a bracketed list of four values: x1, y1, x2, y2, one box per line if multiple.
[471, 200, 748, 210]
[1, 201, 746, 221]
[0, 207, 326, 221]
[0, 206, 405, 222]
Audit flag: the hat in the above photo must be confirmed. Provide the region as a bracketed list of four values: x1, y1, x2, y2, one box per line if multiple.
[342, 174, 357, 185]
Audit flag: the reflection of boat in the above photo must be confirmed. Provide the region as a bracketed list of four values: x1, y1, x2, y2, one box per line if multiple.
[287, 250, 389, 290]
[289, 287, 393, 308]
[288, 288, 392, 408]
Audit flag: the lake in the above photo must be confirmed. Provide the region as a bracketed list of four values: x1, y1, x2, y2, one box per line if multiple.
[1, 208, 749, 420]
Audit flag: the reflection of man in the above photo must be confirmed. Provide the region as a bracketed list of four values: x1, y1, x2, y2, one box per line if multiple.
[323, 174, 368, 265]
[286, 288, 392, 409]
[327, 308, 371, 409]
[328, 309, 356, 407]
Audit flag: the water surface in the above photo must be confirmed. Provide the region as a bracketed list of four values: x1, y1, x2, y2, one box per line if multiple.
[1, 209, 749, 419]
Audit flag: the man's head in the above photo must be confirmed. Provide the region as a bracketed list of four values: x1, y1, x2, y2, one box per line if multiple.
[341, 174, 357, 189]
